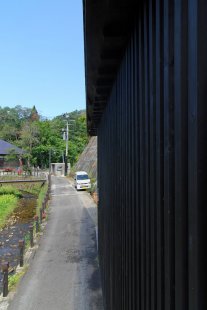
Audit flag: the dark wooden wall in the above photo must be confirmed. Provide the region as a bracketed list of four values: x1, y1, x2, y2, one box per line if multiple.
[97, 0, 207, 309]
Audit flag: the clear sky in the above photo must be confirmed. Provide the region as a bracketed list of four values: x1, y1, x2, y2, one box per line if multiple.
[0, 0, 85, 119]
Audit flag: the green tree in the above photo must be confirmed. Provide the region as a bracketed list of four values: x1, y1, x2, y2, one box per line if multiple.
[0, 106, 88, 168]
[30, 106, 39, 122]
[31, 120, 65, 167]
[4, 148, 19, 163]
[20, 121, 40, 166]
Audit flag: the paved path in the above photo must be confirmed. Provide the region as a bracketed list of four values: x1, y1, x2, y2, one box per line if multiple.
[7, 176, 103, 310]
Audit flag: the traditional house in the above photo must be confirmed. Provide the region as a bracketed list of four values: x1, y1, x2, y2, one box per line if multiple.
[0, 139, 24, 168]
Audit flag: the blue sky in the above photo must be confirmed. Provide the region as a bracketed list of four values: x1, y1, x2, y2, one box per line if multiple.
[0, 0, 85, 119]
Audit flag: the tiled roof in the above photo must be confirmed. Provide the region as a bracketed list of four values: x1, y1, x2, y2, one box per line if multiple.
[0, 139, 24, 155]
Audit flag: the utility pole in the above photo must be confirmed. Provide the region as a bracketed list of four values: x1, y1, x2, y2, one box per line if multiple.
[62, 118, 75, 176]
[49, 149, 51, 173]
[64, 122, 69, 176]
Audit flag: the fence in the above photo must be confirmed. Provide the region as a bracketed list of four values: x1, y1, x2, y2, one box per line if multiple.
[98, 1, 207, 309]
[0, 168, 47, 178]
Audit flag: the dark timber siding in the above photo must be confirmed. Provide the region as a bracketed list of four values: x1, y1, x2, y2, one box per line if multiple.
[97, 1, 207, 309]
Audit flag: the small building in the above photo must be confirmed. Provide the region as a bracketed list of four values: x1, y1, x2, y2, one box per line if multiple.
[50, 163, 65, 176]
[0, 139, 24, 168]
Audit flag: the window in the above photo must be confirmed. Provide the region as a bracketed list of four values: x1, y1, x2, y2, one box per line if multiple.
[77, 174, 89, 180]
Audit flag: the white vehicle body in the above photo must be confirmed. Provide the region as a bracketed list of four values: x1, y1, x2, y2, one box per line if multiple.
[74, 171, 91, 190]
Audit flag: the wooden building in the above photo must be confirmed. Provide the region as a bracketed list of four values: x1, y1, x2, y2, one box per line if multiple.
[83, 1, 207, 309]
[0, 139, 24, 168]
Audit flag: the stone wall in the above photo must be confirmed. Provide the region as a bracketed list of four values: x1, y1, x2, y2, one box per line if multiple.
[73, 137, 97, 180]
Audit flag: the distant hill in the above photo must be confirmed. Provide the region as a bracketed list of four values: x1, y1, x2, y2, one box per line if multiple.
[53, 110, 86, 121]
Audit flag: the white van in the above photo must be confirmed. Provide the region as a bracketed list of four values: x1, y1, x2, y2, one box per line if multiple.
[74, 171, 91, 190]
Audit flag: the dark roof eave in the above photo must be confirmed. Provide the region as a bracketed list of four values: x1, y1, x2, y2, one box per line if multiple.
[83, 0, 137, 135]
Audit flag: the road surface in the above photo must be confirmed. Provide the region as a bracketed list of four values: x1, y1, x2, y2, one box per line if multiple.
[7, 176, 103, 310]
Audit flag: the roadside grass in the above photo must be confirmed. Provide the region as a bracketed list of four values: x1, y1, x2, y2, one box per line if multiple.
[0, 182, 46, 231]
[69, 166, 76, 178]
[36, 183, 48, 215]
[24, 183, 42, 196]
[11, 183, 42, 196]
[0, 194, 18, 229]
[24, 231, 31, 249]
[23, 182, 48, 249]
[0, 185, 22, 198]
[8, 265, 29, 291]
[87, 177, 97, 195]
[0, 183, 42, 196]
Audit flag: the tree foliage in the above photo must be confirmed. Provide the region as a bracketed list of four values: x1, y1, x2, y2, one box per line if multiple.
[0, 106, 89, 168]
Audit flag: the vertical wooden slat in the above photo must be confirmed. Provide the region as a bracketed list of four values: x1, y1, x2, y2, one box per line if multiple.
[174, 0, 188, 309]
[138, 5, 146, 309]
[155, 0, 164, 309]
[196, 2, 207, 307]
[134, 23, 141, 310]
[163, 0, 175, 308]
[188, 0, 198, 308]
[149, 0, 156, 309]
[144, 2, 151, 309]
[96, 1, 207, 309]
[188, 1, 207, 309]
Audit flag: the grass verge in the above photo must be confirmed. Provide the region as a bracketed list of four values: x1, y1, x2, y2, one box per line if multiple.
[0, 195, 18, 229]
[36, 183, 48, 215]
[8, 265, 29, 291]
[0, 186, 22, 197]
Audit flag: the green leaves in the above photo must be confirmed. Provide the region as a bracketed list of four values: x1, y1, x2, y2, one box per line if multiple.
[0, 186, 22, 198]
[0, 106, 88, 168]
[0, 194, 18, 229]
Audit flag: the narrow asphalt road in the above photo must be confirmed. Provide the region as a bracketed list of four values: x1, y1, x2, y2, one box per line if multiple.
[7, 176, 103, 310]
